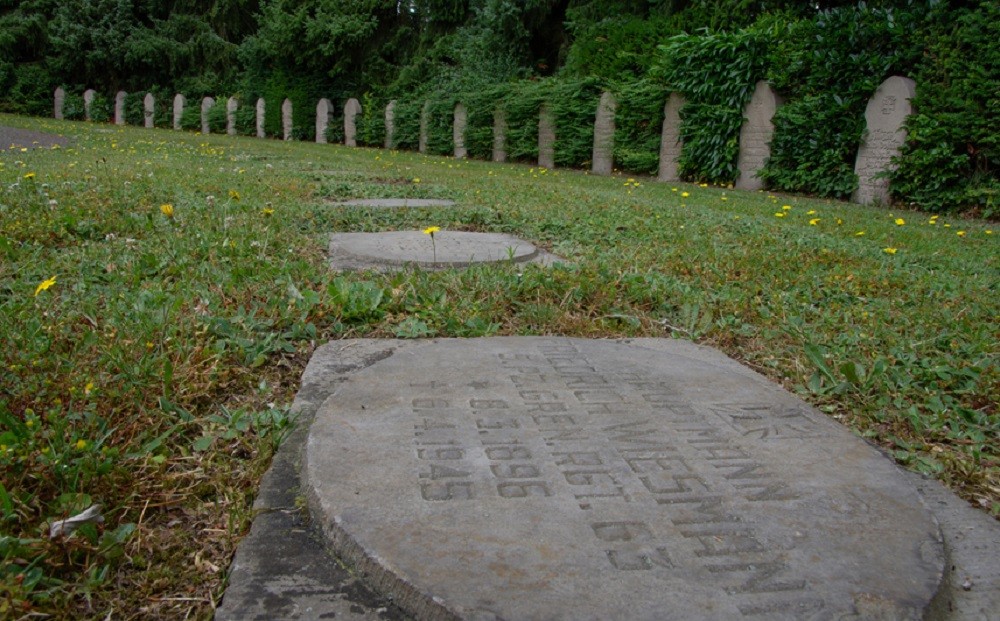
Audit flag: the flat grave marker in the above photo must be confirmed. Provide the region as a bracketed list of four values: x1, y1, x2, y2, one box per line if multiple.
[306, 337, 945, 621]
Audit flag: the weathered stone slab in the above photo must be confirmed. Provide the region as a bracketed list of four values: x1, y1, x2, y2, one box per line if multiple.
[658, 93, 684, 182]
[256, 98, 265, 138]
[334, 199, 456, 208]
[282, 98, 293, 141]
[227, 97, 238, 135]
[853, 76, 916, 205]
[114, 91, 126, 126]
[385, 100, 396, 149]
[538, 104, 555, 169]
[143, 93, 155, 128]
[453, 103, 467, 159]
[306, 337, 945, 621]
[492, 108, 507, 163]
[592, 91, 616, 175]
[344, 98, 362, 147]
[328, 231, 544, 271]
[201, 97, 215, 134]
[83, 89, 95, 121]
[418, 101, 430, 154]
[54, 87, 65, 120]
[316, 98, 332, 144]
[736, 81, 781, 191]
[173, 94, 185, 130]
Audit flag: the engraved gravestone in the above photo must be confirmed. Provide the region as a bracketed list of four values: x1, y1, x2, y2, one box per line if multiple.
[419, 101, 430, 154]
[493, 107, 507, 163]
[201, 97, 214, 134]
[316, 98, 332, 144]
[83, 89, 95, 121]
[54, 87, 65, 120]
[538, 104, 556, 169]
[306, 337, 945, 621]
[852, 76, 916, 205]
[344, 98, 361, 147]
[173, 94, 185, 130]
[255, 98, 265, 138]
[454, 102, 467, 159]
[736, 81, 782, 191]
[227, 97, 238, 135]
[658, 93, 685, 182]
[592, 91, 616, 176]
[384, 100, 396, 149]
[282, 98, 293, 141]
[143, 93, 154, 128]
[114, 91, 126, 126]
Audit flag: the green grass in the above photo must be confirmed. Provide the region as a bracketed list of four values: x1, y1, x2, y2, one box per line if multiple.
[1, 114, 997, 618]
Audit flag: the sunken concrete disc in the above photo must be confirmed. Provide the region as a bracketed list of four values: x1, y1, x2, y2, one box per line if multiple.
[329, 231, 541, 270]
[336, 198, 457, 208]
[305, 338, 945, 621]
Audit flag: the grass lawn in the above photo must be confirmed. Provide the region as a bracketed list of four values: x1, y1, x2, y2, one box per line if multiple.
[1, 114, 997, 619]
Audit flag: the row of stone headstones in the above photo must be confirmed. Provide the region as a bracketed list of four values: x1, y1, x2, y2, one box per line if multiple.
[56, 76, 913, 204]
[381, 76, 913, 204]
[55, 88, 364, 146]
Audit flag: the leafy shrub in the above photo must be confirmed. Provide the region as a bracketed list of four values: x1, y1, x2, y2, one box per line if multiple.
[500, 80, 547, 163]
[124, 93, 145, 126]
[88, 93, 111, 123]
[179, 100, 201, 131]
[611, 79, 666, 175]
[355, 93, 386, 147]
[890, 0, 1000, 214]
[392, 99, 424, 150]
[206, 98, 228, 133]
[62, 91, 85, 121]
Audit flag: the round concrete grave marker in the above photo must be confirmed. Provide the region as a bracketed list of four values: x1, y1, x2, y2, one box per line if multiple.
[334, 198, 456, 208]
[328, 230, 539, 269]
[306, 338, 944, 621]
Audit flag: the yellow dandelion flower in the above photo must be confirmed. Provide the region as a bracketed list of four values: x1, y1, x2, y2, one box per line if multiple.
[412, 177, 421, 184]
[85, 382, 95, 396]
[423, 226, 440, 235]
[262, 208, 275, 216]
[895, 218, 905, 226]
[986, 230, 993, 235]
[957, 230, 966, 237]
[75, 439, 87, 450]
[809, 219, 820, 225]
[34, 276, 57, 296]
[782, 205, 792, 211]
[228, 190, 241, 201]
[855, 231, 865, 236]
[883, 247, 897, 255]
[24, 172, 36, 180]
[160, 203, 174, 218]
[681, 192, 690, 198]
[774, 212, 786, 218]
[807, 210, 816, 215]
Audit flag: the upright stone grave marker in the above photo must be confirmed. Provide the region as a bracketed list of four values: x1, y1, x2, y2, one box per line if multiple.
[54, 87, 65, 120]
[143, 93, 155, 128]
[83, 89, 95, 121]
[538, 104, 556, 169]
[282, 98, 293, 141]
[344, 98, 361, 147]
[227, 97, 238, 135]
[493, 107, 507, 163]
[453, 103, 467, 159]
[305, 337, 945, 621]
[418, 101, 430, 154]
[255, 98, 265, 138]
[736, 81, 782, 191]
[315, 98, 332, 144]
[114, 91, 127, 126]
[384, 100, 396, 149]
[201, 97, 215, 134]
[657, 93, 684, 182]
[173, 94, 185, 130]
[592, 91, 616, 176]
[852, 76, 916, 205]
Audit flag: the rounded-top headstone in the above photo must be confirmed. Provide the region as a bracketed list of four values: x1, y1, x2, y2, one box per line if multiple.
[173, 94, 185, 130]
[306, 337, 945, 621]
[591, 91, 616, 176]
[114, 91, 127, 126]
[329, 231, 538, 269]
[538, 104, 555, 169]
[255, 98, 265, 138]
[226, 97, 238, 135]
[454, 102, 468, 159]
[492, 107, 507, 163]
[344, 98, 362, 147]
[385, 100, 396, 149]
[201, 96, 215, 134]
[83, 89, 96, 121]
[143, 93, 155, 128]
[736, 81, 782, 191]
[658, 92, 685, 182]
[316, 98, 332, 144]
[54, 87, 65, 120]
[282, 98, 293, 141]
[852, 76, 916, 206]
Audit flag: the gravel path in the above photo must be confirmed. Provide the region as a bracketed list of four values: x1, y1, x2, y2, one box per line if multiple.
[0, 125, 70, 151]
